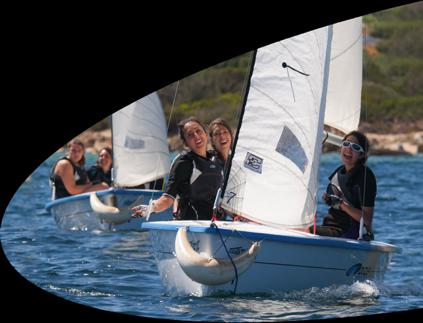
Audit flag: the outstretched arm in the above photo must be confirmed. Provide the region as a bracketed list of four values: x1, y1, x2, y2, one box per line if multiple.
[132, 194, 174, 217]
[151, 194, 174, 213]
[56, 160, 108, 195]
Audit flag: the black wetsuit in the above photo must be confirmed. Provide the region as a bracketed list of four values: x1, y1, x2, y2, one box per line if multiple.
[164, 150, 223, 220]
[87, 164, 112, 186]
[49, 157, 89, 199]
[315, 164, 377, 239]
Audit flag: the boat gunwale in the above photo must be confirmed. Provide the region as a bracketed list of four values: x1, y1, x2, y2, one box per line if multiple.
[143, 221, 402, 254]
[45, 188, 163, 211]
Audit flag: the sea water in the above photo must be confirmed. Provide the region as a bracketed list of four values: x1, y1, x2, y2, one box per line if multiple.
[1, 152, 422, 321]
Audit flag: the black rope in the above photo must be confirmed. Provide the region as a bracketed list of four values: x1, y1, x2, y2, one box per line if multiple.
[282, 62, 310, 76]
[210, 222, 238, 294]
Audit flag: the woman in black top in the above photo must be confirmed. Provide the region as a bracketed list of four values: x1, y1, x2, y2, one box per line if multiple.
[209, 118, 233, 167]
[50, 139, 109, 199]
[87, 147, 113, 186]
[312, 131, 376, 240]
[132, 117, 223, 220]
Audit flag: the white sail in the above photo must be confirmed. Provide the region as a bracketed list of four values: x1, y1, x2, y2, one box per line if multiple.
[221, 26, 333, 229]
[324, 17, 363, 134]
[112, 92, 170, 187]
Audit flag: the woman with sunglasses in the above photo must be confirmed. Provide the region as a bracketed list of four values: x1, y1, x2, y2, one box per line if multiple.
[312, 130, 376, 240]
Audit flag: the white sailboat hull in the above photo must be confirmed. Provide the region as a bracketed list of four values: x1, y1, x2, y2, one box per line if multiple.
[46, 188, 172, 231]
[143, 221, 400, 296]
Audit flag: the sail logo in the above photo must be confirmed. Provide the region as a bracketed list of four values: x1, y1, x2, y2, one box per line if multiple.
[244, 152, 263, 174]
[124, 136, 145, 149]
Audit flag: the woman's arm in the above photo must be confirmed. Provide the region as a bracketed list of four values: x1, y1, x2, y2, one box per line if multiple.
[55, 160, 91, 195]
[150, 195, 174, 213]
[131, 194, 174, 218]
[56, 160, 108, 195]
[339, 202, 373, 232]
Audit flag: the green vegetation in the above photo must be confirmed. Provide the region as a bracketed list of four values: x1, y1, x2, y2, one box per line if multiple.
[362, 2, 423, 130]
[93, 3, 423, 135]
[157, 2, 423, 134]
[158, 54, 252, 133]
[90, 118, 110, 131]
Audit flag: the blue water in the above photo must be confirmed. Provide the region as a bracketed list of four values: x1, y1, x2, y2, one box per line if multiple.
[1, 152, 423, 321]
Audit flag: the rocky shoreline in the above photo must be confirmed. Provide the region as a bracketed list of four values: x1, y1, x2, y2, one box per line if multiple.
[73, 128, 423, 156]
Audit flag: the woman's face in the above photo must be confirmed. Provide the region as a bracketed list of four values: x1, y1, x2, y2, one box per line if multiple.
[341, 135, 363, 169]
[183, 121, 208, 156]
[211, 124, 232, 155]
[68, 143, 84, 163]
[98, 149, 112, 171]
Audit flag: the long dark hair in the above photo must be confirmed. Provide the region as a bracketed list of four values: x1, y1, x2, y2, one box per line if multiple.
[96, 146, 112, 166]
[177, 116, 207, 145]
[209, 118, 233, 144]
[208, 118, 233, 160]
[343, 130, 370, 165]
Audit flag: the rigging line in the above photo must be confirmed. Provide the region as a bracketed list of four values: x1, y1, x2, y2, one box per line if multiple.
[210, 222, 239, 294]
[167, 81, 180, 133]
[148, 82, 180, 202]
[285, 65, 296, 102]
[331, 31, 362, 61]
[282, 62, 310, 76]
[278, 39, 322, 114]
[232, 228, 263, 246]
[359, 22, 368, 239]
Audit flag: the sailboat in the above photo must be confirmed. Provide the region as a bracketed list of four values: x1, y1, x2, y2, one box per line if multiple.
[46, 92, 173, 231]
[142, 18, 401, 296]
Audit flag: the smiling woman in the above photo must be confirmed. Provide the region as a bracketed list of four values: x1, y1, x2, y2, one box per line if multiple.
[312, 130, 376, 240]
[49, 139, 110, 200]
[132, 116, 224, 221]
[209, 117, 234, 167]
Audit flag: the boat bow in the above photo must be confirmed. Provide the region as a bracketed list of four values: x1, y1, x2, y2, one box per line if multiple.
[89, 192, 132, 224]
[174, 226, 260, 285]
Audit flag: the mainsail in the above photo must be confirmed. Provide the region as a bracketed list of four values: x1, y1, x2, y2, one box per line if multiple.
[112, 92, 170, 187]
[221, 26, 333, 229]
[325, 17, 363, 134]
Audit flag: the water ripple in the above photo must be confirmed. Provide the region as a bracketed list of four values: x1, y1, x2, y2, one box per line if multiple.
[1, 153, 422, 321]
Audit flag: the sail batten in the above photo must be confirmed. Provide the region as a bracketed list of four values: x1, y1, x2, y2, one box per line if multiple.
[112, 92, 170, 187]
[222, 26, 334, 229]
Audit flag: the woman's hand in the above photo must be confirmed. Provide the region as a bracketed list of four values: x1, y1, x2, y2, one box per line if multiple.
[131, 199, 155, 220]
[131, 204, 149, 218]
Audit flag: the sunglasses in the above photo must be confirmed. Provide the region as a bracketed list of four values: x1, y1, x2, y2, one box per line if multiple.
[342, 140, 364, 153]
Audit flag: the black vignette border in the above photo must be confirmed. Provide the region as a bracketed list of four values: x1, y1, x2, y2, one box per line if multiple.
[1, 1, 421, 322]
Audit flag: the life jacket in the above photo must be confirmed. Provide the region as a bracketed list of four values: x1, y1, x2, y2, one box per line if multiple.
[326, 164, 366, 239]
[87, 164, 112, 186]
[176, 150, 223, 220]
[49, 156, 88, 199]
